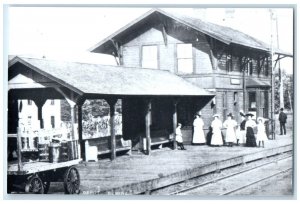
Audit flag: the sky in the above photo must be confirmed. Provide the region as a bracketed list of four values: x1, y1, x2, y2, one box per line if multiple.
[6, 6, 294, 73]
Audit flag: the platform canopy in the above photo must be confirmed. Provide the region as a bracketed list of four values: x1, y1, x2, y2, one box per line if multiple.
[8, 56, 214, 99]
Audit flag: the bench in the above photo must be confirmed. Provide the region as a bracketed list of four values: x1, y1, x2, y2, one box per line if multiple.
[138, 129, 172, 150]
[85, 135, 132, 162]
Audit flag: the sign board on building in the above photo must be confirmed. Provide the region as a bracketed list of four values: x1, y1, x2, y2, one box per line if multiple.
[230, 78, 241, 85]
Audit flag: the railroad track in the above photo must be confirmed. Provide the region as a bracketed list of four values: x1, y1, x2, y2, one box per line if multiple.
[150, 151, 293, 195]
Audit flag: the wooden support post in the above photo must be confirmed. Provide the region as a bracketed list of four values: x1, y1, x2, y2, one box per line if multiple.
[107, 98, 118, 161]
[145, 100, 152, 155]
[17, 127, 23, 172]
[173, 100, 178, 150]
[77, 103, 85, 161]
[70, 103, 76, 140]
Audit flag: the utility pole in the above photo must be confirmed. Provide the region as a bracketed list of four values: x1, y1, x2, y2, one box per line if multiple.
[276, 13, 284, 109]
[270, 9, 276, 140]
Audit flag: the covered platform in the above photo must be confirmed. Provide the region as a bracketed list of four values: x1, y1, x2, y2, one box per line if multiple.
[8, 56, 214, 162]
[45, 134, 292, 195]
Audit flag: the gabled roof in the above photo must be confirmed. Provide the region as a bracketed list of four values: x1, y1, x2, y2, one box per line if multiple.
[89, 9, 292, 57]
[9, 56, 214, 97]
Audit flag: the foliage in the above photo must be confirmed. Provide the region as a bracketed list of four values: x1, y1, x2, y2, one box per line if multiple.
[274, 68, 293, 113]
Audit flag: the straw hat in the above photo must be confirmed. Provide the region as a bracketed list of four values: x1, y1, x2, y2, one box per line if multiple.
[257, 117, 264, 123]
[213, 114, 220, 118]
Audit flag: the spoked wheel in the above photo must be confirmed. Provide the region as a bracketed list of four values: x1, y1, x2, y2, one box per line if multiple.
[63, 167, 80, 194]
[25, 175, 44, 194]
[43, 181, 51, 194]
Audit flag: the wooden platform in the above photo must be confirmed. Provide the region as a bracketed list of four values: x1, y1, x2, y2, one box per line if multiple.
[45, 135, 292, 195]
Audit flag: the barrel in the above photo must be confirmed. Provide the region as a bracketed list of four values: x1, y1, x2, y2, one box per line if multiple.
[49, 143, 61, 163]
[67, 141, 75, 160]
[60, 141, 69, 162]
[21, 137, 29, 150]
[38, 143, 49, 162]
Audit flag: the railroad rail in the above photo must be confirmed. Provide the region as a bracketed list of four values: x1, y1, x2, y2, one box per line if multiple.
[149, 151, 292, 195]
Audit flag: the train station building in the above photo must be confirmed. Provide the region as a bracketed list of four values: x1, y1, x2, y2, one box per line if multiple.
[8, 9, 292, 162]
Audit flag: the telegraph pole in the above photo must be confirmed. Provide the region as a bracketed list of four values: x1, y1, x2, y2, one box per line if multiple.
[270, 9, 276, 140]
[276, 13, 284, 109]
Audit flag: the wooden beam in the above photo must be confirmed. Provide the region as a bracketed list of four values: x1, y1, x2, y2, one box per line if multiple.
[16, 127, 23, 172]
[145, 100, 152, 155]
[70, 103, 76, 140]
[77, 102, 85, 161]
[172, 100, 178, 150]
[106, 98, 118, 161]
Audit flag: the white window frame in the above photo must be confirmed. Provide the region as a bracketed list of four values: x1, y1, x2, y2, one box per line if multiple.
[141, 45, 158, 69]
[176, 43, 193, 74]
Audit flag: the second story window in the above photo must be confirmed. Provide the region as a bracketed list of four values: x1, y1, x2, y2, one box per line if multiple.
[226, 53, 232, 72]
[50, 99, 55, 105]
[28, 100, 32, 105]
[264, 58, 269, 76]
[141, 45, 158, 69]
[177, 43, 193, 74]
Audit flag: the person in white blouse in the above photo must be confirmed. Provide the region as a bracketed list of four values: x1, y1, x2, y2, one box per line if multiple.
[192, 113, 206, 145]
[256, 117, 268, 148]
[223, 113, 238, 147]
[210, 114, 223, 146]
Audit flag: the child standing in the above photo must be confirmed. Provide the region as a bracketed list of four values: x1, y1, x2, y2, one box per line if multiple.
[256, 117, 268, 148]
[176, 123, 186, 150]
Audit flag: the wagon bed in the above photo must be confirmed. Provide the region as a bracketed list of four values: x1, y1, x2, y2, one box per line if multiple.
[8, 159, 82, 175]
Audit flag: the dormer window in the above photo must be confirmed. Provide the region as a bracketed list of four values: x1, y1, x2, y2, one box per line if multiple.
[141, 45, 158, 69]
[177, 43, 193, 74]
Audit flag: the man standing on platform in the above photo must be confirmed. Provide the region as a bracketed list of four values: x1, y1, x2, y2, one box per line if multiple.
[279, 108, 287, 135]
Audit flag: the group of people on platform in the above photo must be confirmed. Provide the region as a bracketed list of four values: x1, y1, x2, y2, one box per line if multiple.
[175, 110, 269, 150]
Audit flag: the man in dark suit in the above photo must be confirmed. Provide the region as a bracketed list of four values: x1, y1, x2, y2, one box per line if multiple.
[279, 108, 287, 135]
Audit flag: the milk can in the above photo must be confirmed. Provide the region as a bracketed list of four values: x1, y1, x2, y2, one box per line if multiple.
[49, 143, 61, 163]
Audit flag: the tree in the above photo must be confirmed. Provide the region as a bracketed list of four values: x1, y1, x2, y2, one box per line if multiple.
[274, 68, 293, 113]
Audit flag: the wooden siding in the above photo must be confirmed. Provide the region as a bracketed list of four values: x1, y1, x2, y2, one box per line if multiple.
[122, 27, 213, 74]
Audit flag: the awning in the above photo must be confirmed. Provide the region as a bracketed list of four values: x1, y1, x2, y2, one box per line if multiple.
[246, 78, 271, 88]
[8, 56, 214, 98]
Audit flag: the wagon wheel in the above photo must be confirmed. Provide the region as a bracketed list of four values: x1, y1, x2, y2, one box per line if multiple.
[43, 181, 51, 194]
[25, 175, 44, 194]
[63, 167, 80, 194]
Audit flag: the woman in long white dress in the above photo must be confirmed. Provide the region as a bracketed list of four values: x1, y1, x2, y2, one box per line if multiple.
[210, 114, 223, 146]
[192, 113, 206, 145]
[223, 113, 237, 147]
[256, 117, 268, 148]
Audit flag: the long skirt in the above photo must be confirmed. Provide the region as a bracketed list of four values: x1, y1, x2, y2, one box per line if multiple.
[236, 129, 246, 144]
[225, 128, 236, 143]
[211, 129, 223, 146]
[245, 127, 257, 147]
[192, 127, 206, 144]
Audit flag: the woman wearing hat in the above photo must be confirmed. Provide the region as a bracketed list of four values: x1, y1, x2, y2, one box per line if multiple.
[210, 114, 223, 146]
[192, 113, 206, 145]
[245, 113, 257, 147]
[223, 113, 238, 147]
[256, 117, 268, 148]
[236, 110, 247, 145]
